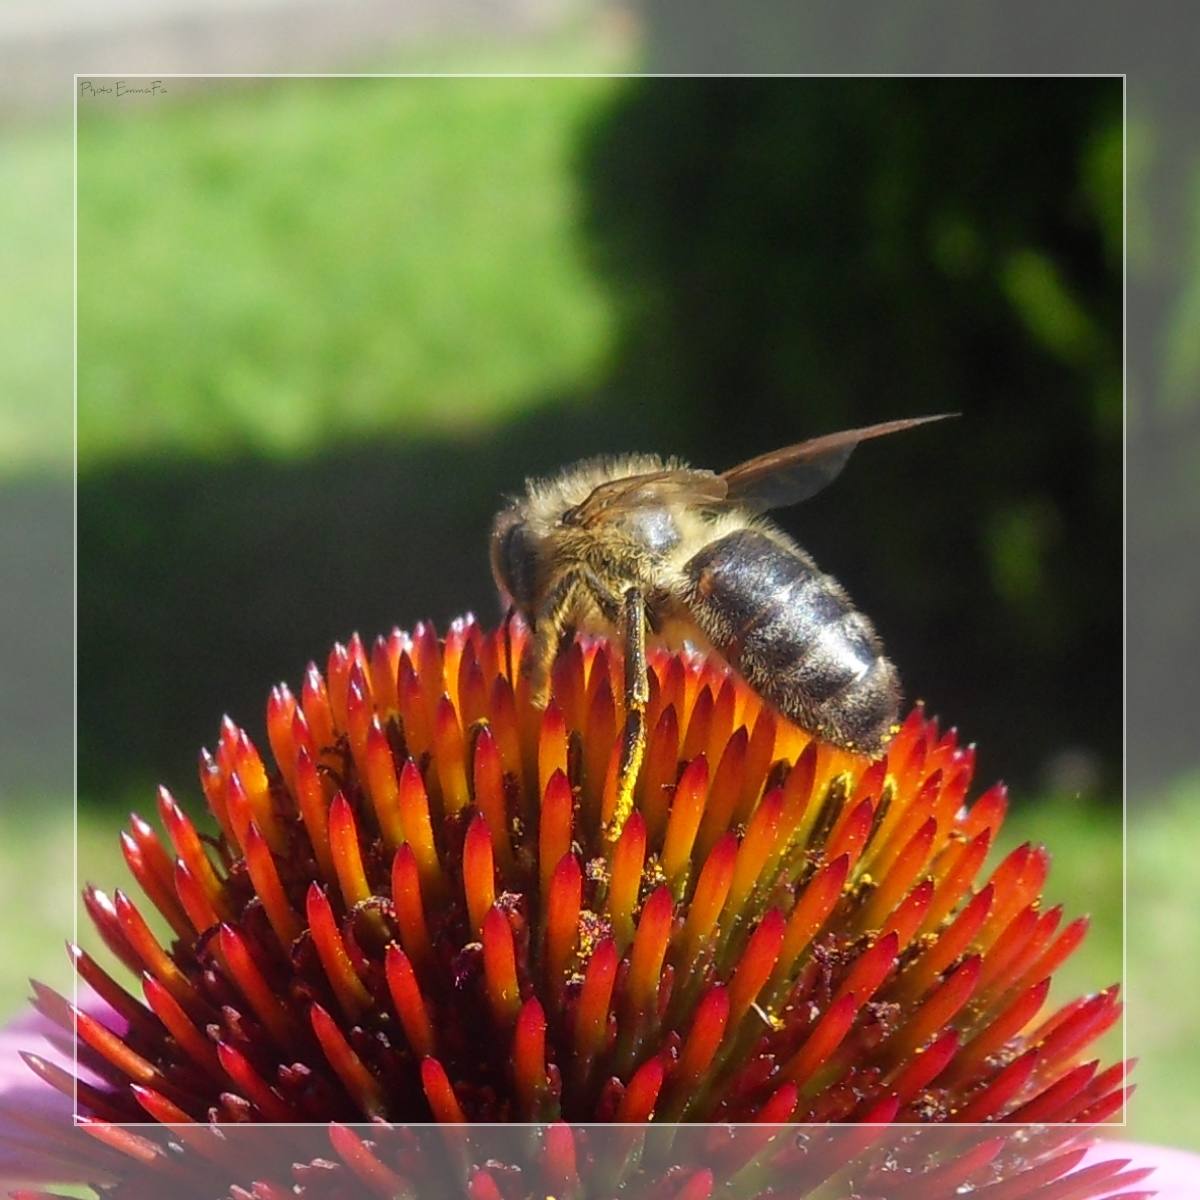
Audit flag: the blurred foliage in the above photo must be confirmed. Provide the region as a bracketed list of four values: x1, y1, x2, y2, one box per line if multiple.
[1126, 123, 1200, 792]
[77, 75, 1123, 806]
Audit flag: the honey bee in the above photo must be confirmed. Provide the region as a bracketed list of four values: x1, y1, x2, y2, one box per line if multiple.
[490, 414, 951, 837]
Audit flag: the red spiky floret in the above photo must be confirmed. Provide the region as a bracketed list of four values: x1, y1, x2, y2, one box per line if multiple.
[9, 617, 1136, 1200]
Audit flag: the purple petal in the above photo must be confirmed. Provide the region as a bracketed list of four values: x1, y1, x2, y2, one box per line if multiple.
[1081, 1139, 1200, 1199]
[0, 985, 127, 1186]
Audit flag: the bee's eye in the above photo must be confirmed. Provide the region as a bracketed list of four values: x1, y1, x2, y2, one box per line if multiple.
[561, 504, 581, 526]
[493, 518, 539, 610]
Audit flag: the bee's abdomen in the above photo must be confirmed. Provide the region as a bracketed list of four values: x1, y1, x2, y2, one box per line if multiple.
[682, 528, 899, 754]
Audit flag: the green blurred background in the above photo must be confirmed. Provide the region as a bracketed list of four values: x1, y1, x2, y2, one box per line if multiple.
[1, 2, 1197, 1153]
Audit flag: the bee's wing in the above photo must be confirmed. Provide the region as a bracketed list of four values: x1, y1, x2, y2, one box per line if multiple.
[569, 468, 728, 526]
[722, 414, 955, 512]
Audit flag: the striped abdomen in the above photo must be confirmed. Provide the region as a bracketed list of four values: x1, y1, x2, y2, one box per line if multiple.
[681, 527, 899, 754]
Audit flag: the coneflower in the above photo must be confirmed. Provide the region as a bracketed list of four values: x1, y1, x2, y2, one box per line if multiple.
[6, 617, 1147, 1199]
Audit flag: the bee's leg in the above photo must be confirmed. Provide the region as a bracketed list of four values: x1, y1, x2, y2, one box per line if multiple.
[609, 585, 649, 842]
[530, 568, 625, 704]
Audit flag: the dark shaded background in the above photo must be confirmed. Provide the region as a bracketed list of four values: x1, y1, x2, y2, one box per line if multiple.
[78, 75, 1122, 805]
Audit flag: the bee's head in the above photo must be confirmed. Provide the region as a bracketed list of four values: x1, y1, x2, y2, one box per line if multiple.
[490, 503, 540, 616]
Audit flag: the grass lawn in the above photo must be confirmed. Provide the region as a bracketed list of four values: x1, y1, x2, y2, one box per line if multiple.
[0, 15, 639, 476]
[76, 70, 624, 465]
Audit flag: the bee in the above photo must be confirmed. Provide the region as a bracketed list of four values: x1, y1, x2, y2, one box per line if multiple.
[490, 414, 951, 838]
